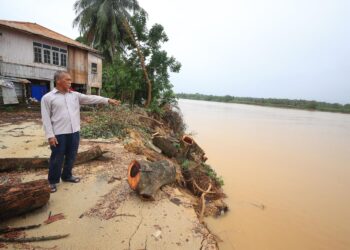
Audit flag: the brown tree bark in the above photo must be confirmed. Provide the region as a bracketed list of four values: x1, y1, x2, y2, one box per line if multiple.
[180, 135, 207, 163]
[0, 146, 103, 172]
[0, 179, 50, 221]
[74, 145, 103, 165]
[122, 19, 152, 107]
[127, 160, 176, 199]
[152, 136, 180, 158]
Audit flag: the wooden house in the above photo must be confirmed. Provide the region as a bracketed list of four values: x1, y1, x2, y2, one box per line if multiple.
[0, 20, 103, 104]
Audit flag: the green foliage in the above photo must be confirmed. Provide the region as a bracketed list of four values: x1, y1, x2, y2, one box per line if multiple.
[81, 111, 126, 139]
[3, 106, 15, 112]
[74, 1, 181, 107]
[160, 106, 186, 136]
[202, 163, 224, 187]
[101, 11, 181, 106]
[181, 160, 190, 170]
[147, 99, 165, 115]
[177, 93, 350, 114]
[73, 0, 144, 60]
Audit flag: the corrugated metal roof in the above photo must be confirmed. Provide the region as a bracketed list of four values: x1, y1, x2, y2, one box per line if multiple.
[0, 20, 100, 54]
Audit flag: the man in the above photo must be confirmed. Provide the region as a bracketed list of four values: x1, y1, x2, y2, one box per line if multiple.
[41, 70, 120, 193]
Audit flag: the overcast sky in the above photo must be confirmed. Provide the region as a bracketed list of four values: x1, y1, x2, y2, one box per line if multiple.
[0, 0, 349, 104]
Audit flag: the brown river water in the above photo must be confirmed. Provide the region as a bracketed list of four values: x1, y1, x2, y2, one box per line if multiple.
[178, 99, 350, 250]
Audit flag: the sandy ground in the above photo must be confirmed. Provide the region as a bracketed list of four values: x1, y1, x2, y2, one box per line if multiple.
[0, 121, 217, 250]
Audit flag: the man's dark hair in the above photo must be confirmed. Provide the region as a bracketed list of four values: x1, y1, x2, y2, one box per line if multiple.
[54, 70, 69, 84]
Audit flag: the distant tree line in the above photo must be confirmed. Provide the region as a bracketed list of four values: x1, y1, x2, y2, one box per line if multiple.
[177, 93, 350, 114]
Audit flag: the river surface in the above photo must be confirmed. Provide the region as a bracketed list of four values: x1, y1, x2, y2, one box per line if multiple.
[178, 99, 350, 250]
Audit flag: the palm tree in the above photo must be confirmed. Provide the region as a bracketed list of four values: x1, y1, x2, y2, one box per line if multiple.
[73, 0, 152, 107]
[73, 0, 141, 59]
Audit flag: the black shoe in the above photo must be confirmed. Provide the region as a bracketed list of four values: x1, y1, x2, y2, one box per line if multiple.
[62, 176, 81, 183]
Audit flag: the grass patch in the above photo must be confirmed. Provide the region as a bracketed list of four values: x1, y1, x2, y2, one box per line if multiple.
[202, 163, 224, 187]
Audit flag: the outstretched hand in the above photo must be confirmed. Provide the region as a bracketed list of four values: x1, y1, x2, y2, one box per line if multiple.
[108, 99, 121, 106]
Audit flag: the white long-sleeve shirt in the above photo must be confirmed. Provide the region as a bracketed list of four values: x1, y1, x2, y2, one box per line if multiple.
[41, 88, 109, 139]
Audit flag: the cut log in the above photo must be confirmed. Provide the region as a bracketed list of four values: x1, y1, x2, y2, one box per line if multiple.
[0, 146, 103, 172]
[127, 160, 176, 199]
[0, 158, 48, 172]
[152, 136, 179, 158]
[75, 145, 103, 165]
[0, 179, 50, 221]
[180, 135, 207, 163]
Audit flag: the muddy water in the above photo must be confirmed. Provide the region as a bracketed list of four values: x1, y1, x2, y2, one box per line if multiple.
[178, 99, 350, 250]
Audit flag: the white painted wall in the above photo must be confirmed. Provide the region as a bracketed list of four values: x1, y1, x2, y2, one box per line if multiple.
[0, 27, 67, 71]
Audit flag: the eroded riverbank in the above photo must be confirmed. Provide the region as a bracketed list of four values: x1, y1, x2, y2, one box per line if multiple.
[0, 114, 219, 249]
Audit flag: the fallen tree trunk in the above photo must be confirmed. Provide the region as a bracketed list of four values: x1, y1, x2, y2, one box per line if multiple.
[152, 136, 180, 158]
[75, 145, 103, 165]
[127, 160, 176, 199]
[0, 179, 50, 221]
[0, 146, 103, 172]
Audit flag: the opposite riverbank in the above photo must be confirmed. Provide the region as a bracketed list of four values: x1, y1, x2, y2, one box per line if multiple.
[177, 93, 350, 114]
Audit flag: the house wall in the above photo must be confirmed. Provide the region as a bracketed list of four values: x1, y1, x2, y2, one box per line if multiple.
[87, 53, 102, 94]
[0, 26, 67, 84]
[0, 26, 103, 96]
[68, 47, 88, 85]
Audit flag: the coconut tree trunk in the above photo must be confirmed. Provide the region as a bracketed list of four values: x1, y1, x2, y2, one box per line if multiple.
[122, 19, 152, 107]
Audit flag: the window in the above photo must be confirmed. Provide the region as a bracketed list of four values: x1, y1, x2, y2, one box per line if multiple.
[91, 63, 97, 74]
[53, 51, 59, 65]
[33, 42, 67, 66]
[33, 42, 42, 63]
[44, 49, 51, 64]
[60, 53, 67, 67]
[34, 47, 42, 63]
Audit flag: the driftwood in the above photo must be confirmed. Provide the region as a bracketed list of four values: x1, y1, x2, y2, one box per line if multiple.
[0, 179, 50, 221]
[127, 160, 176, 199]
[0, 224, 41, 235]
[0, 146, 103, 172]
[199, 183, 212, 223]
[0, 234, 69, 242]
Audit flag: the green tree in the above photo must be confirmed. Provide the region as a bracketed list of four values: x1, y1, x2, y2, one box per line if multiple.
[73, 0, 156, 106]
[73, 0, 143, 60]
[102, 11, 181, 108]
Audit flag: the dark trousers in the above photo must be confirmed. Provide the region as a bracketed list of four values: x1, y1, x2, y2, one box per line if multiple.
[48, 132, 80, 184]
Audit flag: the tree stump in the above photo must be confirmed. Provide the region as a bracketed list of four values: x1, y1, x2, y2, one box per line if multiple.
[127, 160, 176, 199]
[0, 179, 50, 221]
[0, 146, 104, 172]
[180, 135, 207, 163]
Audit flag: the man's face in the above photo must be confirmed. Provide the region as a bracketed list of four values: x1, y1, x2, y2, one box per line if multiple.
[57, 73, 72, 92]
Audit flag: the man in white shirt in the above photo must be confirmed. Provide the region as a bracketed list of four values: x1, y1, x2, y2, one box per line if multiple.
[41, 70, 120, 193]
